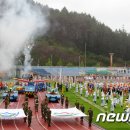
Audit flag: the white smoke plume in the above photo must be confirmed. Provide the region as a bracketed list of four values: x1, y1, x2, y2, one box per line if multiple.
[0, 0, 49, 72]
[23, 43, 33, 73]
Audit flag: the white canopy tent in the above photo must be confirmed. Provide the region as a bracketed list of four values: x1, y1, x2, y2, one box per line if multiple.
[50, 107, 87, 118]
[0, 109, 26, 120]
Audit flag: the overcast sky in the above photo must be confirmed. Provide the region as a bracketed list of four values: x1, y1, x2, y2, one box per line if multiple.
[34, 0, 130, 33]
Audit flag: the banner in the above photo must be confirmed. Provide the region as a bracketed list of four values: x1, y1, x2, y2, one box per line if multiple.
[0, 109, 26, 119]
[50, 107, 87, 118]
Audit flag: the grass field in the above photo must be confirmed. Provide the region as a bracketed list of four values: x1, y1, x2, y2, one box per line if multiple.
[63, 86, 130, 130]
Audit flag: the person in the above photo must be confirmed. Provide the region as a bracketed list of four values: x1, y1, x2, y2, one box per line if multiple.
[106, 93, 109, 103]
[60, 93, 64, 106]
[123, 101, 127, 111]
[75, 100, 79, 109]
[93, 91, 97, 103]
[25, 94, 28, 106]
[65, 97, 69, 108]
[101, 94, 105, 107]
[69, 82, 72, 89]
[80, 87, 83, 96]
[0, 81, 3, 90]
[57, 82, 60, 91]
[59, 83, 63, 92]
[41, 100, 45, 118]
[29, 75, 33, 81]
[88, 108, 93, 127]
[85, 89, 89, 98]
[66, 83, 69, 92]
[25, 94, 28, 101]
[5, 95, 9, 109]
[110, 99, 114, 112]
[28, 107, 32, 127]
[8, 90, 11, 104]
[34, 93, 38, 100]
[47, 107, 51, 127]
[75, 84, 78, 93]
[80, 104, 85, 122]
[120, 93, 123, 107]
[44, 96, 49, 105]
[22, 102, 28, 122]
[97, 88, 100, 99]
[35, 98, 39, 112]
[44, 104, 48, 122]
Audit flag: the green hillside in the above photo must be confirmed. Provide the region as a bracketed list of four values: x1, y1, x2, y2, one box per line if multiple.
[17, 1, 130, 66]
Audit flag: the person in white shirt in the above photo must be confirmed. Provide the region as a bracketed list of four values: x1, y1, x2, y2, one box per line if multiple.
[110, 99, 114, 112]
[75, 84, 78, 93]
[80, 87, 83, 96]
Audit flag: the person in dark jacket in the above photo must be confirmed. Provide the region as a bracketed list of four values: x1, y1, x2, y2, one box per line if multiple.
[28, 107, 32, 127]
[47, 107, 51, 127]
[65, 97, 69, 108]
[80, 104, 85, 122]
[61, 93, 64, 106]
[75, 100, 80, 109]
[88, 108, 93, 127]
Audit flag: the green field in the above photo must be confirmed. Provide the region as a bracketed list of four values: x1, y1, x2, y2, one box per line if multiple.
[63, 86, 130, 130]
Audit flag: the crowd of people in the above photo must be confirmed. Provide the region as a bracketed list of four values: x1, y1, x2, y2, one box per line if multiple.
[60, 75, 130, 114]
[22, 94, 32, 127]
[1, 75, 97, 128]
[22, 93, 52, 127]
[41, 96, 51, 127]
[2, 71, 130, 130]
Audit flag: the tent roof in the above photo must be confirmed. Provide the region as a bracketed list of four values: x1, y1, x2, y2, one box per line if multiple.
[86, 69, 111, 75]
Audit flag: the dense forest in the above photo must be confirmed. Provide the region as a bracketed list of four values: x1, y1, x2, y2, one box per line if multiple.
[1, 0, 130, 67]
[30, 2, 130, 67]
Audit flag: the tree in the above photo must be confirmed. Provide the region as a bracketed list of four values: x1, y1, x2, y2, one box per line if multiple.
[80, 61, 84, 67]
[28, 3, 130, 66]
[45, 58, 51, 66]
[57, 59, 63, 66]
[66, 62, 73, 66]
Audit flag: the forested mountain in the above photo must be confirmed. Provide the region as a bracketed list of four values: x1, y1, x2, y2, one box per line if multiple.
[1, 1, 130, 66]
[30, 2, 130, 67]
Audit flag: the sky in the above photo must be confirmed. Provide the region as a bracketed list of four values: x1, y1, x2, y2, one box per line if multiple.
[34, 0, 130, 33]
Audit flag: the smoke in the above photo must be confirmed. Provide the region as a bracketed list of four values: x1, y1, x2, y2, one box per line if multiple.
[0, 0, 49, 72]
[23, 43, 33, 73]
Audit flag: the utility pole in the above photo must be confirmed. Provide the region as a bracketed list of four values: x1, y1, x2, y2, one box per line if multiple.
[79, 55, 80, 67]
[125, 61, 127, 67]
[51, 55, 53, 66]
[109, 53, 114, 67]
[37, 58, 39, 66]
[85, 42, 87, 67]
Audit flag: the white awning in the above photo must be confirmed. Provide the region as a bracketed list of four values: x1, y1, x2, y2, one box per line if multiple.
[0, 109, 26, 119]
[50, 107, 87, 118]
